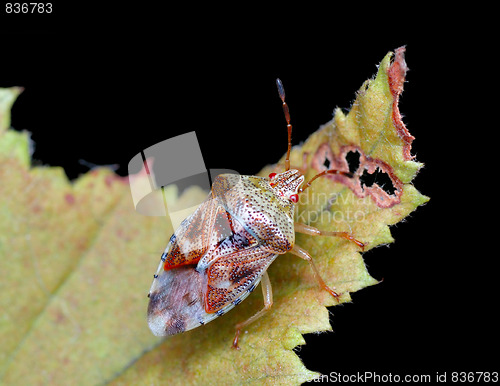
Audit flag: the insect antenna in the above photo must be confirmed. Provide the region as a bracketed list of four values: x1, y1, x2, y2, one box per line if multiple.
[299, 169, 354, 193]
[276, 78, 292, 171]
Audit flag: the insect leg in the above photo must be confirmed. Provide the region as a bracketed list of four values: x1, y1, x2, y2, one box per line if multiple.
[232, 271, 273, 350]
[294, 222, 365, 250]
[288, 244, 340, 301]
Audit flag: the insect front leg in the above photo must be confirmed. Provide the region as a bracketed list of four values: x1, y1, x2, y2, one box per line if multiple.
[288, 244, 340, 301]
[294, 222, 366, 250]
[232, 271, 273, 350]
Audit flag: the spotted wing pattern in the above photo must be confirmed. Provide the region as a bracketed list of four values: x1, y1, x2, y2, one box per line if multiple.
[164, 181, 260, 271]
[163, 195, 219, 270]
[205, 247, 277, 313]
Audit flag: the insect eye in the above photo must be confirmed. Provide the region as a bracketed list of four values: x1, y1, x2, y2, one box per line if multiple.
[268, 173, 277, 179]
[289, 194, 299, 203]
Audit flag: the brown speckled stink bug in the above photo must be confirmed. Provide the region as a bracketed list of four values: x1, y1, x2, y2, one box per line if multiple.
[147, 79, 365, 349]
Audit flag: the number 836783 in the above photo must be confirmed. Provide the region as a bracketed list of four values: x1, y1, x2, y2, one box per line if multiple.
[5, 3, 52, 13]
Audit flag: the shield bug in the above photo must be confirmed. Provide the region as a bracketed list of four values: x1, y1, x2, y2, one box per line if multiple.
[147, 79, 365, 349]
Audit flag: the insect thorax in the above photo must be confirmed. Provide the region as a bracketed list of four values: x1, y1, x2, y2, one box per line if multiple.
[213, 174, 296, 253]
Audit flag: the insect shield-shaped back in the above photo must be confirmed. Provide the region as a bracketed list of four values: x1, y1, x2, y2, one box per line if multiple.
[145, 78, 370, 349]
[147, 169, 306, 336]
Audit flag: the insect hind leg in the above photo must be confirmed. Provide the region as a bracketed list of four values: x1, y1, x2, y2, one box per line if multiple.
[232, 271, 273, 350]
[288, 245, 340, 301]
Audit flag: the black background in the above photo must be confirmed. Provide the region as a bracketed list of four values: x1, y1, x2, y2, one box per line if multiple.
[2, 5, 496, 381]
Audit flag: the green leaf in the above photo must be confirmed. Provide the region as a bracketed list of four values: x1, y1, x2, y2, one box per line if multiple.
[0, 47, 428, 385]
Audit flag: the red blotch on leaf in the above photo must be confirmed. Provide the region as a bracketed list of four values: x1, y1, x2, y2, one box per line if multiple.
[65, 193, 75, 205]
[387, 46, 415, 161]
[312, 143, 403, 209]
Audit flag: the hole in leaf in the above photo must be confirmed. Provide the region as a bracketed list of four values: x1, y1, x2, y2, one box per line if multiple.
[345, 151, 361, 174]
[360, 167, 396, 195]
[323, 157, 331, 169]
